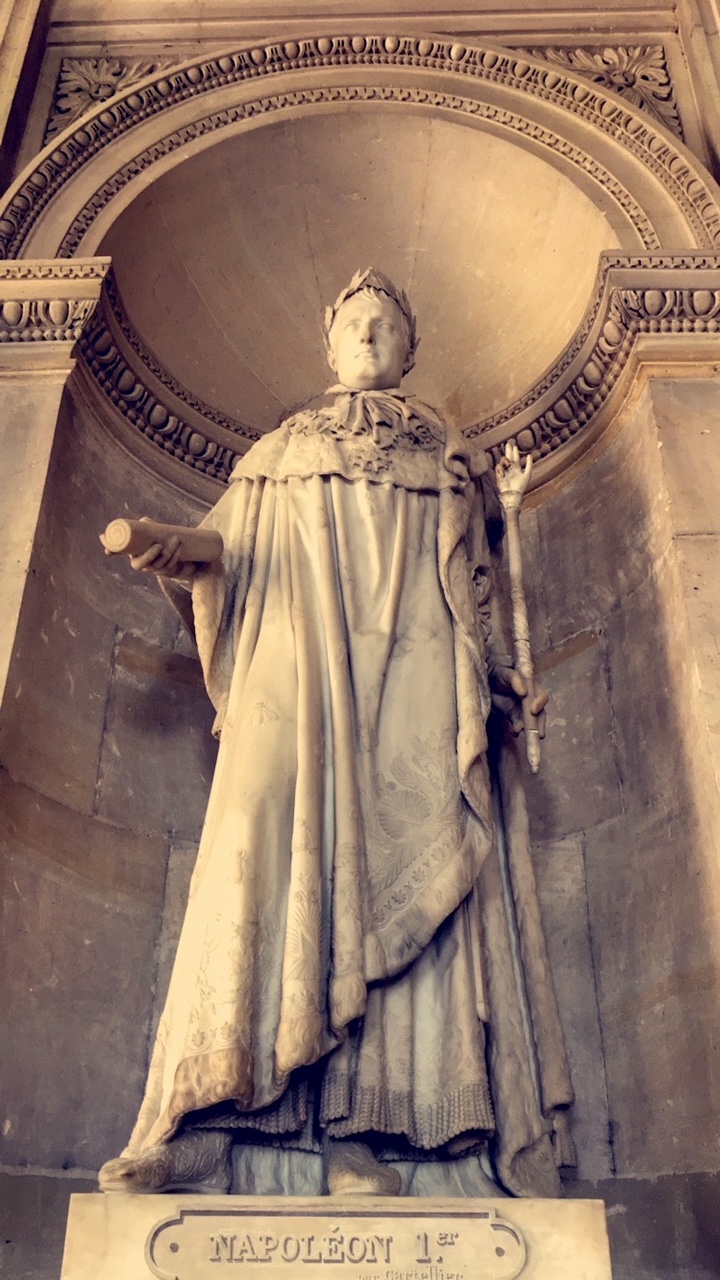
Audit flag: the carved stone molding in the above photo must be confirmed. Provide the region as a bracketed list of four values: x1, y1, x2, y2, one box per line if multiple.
[78, 299, 240, 483]
[75, 256, 720, 491]
[55, 84, 658, 257]
[0, 260, 109, 282]
[0, 258, 110, 348]
[1, 35, 719, 260]
[523, 46, 683, 139]
[44, 57, 177, 143]
[103, 270, 259, 445]
[470, 255, 720, 471]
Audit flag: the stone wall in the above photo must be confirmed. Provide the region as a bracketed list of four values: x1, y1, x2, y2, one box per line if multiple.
[0, 379, 216, 1279]
[524, 379, 720, 1277]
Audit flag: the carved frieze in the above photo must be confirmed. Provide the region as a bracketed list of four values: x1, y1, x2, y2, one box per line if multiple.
[523, 46, 683, 139]
[78, 301, 240, 482]
[471, 255, 720, 470]
[1, 36, 719, 261]
[76, 257, 720, 488]
[44, 57, 177, 143]
[0, 258, 110, 346]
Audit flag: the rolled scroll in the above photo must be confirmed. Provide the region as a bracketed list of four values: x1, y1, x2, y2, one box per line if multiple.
[100, 518, 224, 563]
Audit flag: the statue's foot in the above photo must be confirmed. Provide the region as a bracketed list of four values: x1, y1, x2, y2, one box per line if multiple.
[326, 1140, 402, 1196]
[98, 1130, 232, 1194]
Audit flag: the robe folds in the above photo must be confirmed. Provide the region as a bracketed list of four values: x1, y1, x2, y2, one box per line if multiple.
[125, 389, 574, 1197]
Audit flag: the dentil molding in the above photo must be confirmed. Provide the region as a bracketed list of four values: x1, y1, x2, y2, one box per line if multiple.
[1, 35, 720, 259]
[42, 43, 684, 150]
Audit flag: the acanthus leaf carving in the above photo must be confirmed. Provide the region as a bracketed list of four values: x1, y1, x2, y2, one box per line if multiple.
[0, 36, 718, 261]
[45, 56, 178, 143]
[523, 45, 683, 139]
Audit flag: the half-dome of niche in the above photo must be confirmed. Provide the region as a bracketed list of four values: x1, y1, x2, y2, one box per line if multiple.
[100, 108, 621, 436]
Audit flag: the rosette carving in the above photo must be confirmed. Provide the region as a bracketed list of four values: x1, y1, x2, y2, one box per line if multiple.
[45, 57, 177, 142]
[0, 36, 718, 260]
[523, 46, 682, 138]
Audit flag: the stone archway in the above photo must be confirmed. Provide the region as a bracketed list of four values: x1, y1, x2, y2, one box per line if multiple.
[3, 34, 720, 1256]
[2, 33, 720, 500]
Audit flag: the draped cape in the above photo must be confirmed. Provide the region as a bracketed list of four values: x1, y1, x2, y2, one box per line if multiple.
[125, 389, 574, 1197]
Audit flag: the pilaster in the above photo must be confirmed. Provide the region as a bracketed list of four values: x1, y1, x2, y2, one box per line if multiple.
[0, 256, 110, 711]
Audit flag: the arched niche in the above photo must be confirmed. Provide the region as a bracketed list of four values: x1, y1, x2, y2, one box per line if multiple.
[2, 36, 720, 1227]
[2, 34, 720, 496]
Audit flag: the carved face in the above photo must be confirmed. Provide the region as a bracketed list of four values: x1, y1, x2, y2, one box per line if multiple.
[327, 291, 408, 390]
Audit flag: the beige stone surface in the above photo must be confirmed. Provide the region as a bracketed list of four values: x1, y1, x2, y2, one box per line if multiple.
[149, 840, 198, 1047]
[94, 631, 216, 841]
[535, 390, 670, 647]
[60, 1194, 612, 1280]
[0, 1172, 96, 1280]
[0, 833, 165, 1170]
[0, 369, 72, 713]
[675, 534, 720, 799]
[523, 633, 621, 842]
[652, 378, 720, 537]
[583, 806, 720, 1179]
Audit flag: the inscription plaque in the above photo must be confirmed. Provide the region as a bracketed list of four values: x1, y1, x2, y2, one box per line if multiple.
[60, 1195, 613, 1280]
[147, 1205, 525, 1280]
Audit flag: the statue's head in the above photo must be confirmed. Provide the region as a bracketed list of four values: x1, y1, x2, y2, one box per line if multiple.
[325, 268, 418, 391]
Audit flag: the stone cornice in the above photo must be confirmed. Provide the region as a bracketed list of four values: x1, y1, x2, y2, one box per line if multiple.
[1, 35, 720, 258]
[0, 257, 110, 349]
[474, 254, 720, 476]
[73, 255, 720, 492]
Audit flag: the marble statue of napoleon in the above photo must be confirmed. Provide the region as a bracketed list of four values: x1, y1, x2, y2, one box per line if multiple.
[99, 269, 573, 1199]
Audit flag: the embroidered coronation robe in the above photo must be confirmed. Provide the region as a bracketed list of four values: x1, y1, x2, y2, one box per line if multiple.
[124, 389, 574, 1197]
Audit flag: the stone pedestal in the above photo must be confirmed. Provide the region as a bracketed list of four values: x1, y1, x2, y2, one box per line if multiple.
[60, 1194, 612, 1280]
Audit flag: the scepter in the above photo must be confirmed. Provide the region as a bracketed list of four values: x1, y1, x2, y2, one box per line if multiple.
[495, 440, 541, 774]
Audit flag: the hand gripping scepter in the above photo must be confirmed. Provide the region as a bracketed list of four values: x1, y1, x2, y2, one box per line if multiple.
[496, 440, 541, 774]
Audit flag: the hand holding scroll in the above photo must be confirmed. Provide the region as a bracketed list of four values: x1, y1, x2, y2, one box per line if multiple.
[100, 518, 223, 581]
